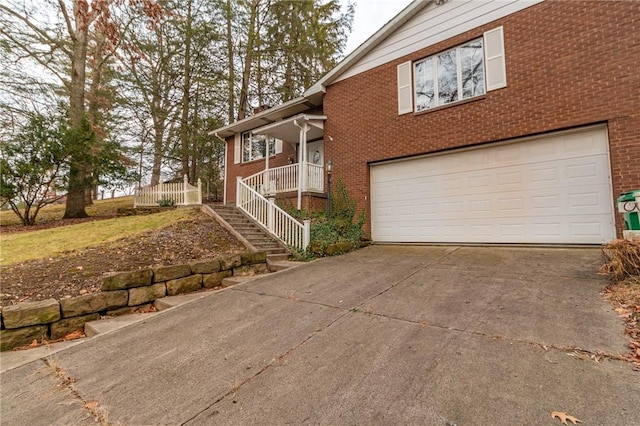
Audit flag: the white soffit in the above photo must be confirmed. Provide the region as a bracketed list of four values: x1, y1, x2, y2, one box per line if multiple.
[252, 114, 327, 143]
[210, 95, 322, 139]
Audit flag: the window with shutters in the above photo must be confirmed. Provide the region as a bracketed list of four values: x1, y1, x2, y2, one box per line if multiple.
[241, 132, 276, 163]
[414, 38, 485, 111]
[399, 27, 506, 115]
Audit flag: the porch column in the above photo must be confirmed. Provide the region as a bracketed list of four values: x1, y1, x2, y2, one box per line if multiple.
[264, 133, 270, 193]
[295, 121, 308, 210]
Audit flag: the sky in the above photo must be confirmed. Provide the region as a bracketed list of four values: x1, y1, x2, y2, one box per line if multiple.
[344, 0, 415, 55]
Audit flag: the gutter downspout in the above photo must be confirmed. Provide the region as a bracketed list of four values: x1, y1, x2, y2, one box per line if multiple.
[214, 132, 227, 205]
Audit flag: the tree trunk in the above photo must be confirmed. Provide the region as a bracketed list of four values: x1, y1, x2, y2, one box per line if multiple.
[150, 120, 164, 186]
[180, 0, 192, 178]
[226, 0, 235, 123]
[85, 31, 109, 206]
[237, 0, 260, 120]
[63, 0, 90, 219]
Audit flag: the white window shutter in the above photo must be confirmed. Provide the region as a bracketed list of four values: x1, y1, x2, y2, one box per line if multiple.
[233, 134, 241, 164]
[484, 26, 507, 91]
[275, 139, 283, 154]
[397, 61, 413, 115]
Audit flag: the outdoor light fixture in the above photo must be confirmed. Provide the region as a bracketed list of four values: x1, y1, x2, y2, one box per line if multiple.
[326, 160, 333, 220]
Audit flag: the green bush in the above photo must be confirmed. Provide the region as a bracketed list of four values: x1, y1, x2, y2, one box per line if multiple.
[290, 179, 368, 261]
[158, 198, 176, 207]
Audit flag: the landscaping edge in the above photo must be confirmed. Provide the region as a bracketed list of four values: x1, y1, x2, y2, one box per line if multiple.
[0, 251, 267, 351]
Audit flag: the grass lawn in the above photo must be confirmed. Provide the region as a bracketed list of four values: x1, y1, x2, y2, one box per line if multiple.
[0, 196, 135, 227]
[0, 197, 194, 266]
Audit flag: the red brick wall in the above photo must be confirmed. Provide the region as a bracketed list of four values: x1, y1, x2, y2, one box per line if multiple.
[323, 0, 640, 236]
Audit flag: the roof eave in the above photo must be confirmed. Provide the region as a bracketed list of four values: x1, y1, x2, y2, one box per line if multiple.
[210, 95, 321, 139]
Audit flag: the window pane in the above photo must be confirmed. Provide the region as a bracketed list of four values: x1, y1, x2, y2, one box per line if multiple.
[242, 133, 251, 162]
[414, 58, 435, 111]
[268, 137, 276, 156]
[251, 134, 265, 160]
[460, 39, 485, 99]
[437, 50, 458, 105]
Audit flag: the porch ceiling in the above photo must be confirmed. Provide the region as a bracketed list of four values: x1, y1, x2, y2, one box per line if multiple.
[253, 114, 326, 143]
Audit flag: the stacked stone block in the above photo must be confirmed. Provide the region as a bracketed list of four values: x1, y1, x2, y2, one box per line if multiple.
[0, 251, 267, 351]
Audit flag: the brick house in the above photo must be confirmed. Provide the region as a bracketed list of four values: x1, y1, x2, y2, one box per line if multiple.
[212, 0, 639, 246]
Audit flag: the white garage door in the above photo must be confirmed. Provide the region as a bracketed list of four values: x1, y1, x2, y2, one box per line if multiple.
[370, 126, 615, 244]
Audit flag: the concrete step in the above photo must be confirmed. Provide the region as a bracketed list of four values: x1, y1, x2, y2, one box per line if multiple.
[154, 292, 213, 311]
[211, 205, 290, 258]
[85, 312, 160, 337]
[221, 276, 259, 287]
[267, 259, 304, 272]
[267, 253, 290, 262]
[250, 243, 282, 250]
[261, 248, 289, 254]
[229, 223, 260, 228]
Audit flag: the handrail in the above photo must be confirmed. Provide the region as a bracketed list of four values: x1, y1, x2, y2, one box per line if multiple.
[236, 178, 310, 250]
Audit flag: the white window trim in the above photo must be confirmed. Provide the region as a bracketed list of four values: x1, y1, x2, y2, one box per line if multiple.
[233, 134, 241, 165]
[240, 131, 282, 163]
[404, 26, 507, 113]
[413, 38, 485, 111]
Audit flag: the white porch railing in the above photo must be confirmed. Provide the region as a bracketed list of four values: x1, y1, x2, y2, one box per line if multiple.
[307, 163, 324, 192]
[237, 177, 310, 250]
[243, 163, 324, 195]
[134, 175, 202, 207]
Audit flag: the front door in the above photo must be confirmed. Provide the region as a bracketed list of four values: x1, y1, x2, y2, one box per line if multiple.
[307, 140, 324, 165]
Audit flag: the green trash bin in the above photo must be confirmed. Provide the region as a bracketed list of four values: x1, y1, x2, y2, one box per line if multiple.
[617, 190, 640, 230]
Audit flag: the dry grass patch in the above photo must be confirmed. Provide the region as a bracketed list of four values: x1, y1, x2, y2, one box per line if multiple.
[599, 238, 640, 280]
[0, 196, 135, 227]
[600, 238, 640, 370]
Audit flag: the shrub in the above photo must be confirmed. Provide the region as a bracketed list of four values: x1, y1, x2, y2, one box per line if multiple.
[158, 198, 176, 207]
[289, 179, 368, 260]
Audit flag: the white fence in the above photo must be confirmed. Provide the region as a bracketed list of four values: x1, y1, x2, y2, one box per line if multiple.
[134, 175, 202, 207]
[236, 177, 310, 250]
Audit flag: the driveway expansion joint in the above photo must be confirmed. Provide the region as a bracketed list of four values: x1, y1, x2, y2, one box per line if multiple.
[181, 296, 354, 425]
[41, 357, 109, 425]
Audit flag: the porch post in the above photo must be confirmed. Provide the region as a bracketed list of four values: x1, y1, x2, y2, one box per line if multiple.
[297, 126, 307, 210]
[236, 176, 242, 206]
[301, 124, 308, 193]
[303, 219, 311, 250]
[183, 174, 188, 205]
[267, 196, 275, 233]
[265, 133, 270, 192]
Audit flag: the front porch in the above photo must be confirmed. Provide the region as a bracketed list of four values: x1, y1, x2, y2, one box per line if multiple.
[236, 113, 327, 211]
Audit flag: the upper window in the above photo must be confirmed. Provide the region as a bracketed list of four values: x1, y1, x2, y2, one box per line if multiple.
[242, 132, 276, 163]
[414, 38, 485, 111]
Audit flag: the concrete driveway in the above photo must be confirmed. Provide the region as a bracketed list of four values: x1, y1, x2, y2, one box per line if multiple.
[1, 246, 638, 425]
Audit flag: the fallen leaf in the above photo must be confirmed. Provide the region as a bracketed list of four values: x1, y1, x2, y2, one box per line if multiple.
[551, 411, 582, 424]
[84, 400, 98, 410]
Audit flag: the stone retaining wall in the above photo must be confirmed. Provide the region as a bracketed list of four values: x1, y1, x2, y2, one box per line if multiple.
[0, 252, 267, 351]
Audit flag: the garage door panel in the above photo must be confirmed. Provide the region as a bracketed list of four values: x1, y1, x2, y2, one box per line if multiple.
[371, 127, 615, 244]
